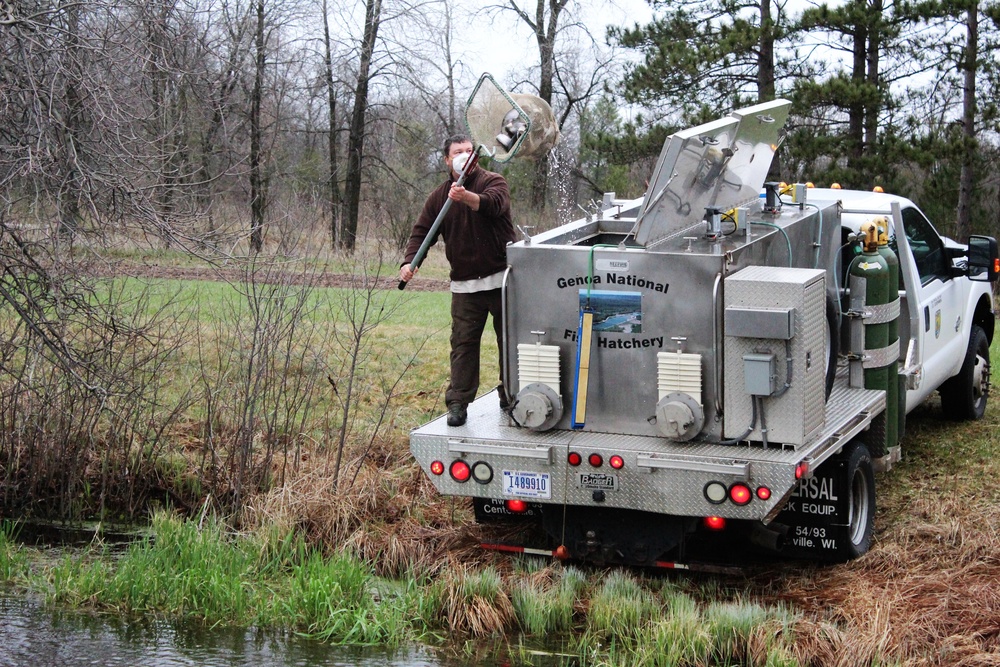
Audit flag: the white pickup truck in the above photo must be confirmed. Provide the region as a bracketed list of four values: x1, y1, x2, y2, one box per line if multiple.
[409, 100, 999, 566]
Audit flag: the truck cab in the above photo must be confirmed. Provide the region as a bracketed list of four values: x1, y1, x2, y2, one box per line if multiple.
[824, 188, 996, 419]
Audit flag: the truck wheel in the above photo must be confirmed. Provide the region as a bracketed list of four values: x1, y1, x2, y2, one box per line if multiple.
[940, 325, 990, 421]
[840, 441, 876, 560]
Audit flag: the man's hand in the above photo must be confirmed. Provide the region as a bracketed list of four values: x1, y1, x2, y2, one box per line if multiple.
[448, 184, 481, 211]
[400, 263, 418, 283]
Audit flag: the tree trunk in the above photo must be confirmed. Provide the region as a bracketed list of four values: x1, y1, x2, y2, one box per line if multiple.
[249, 0, 265, 254]
[147, 0, 177, 247]
[322, 0, 341, 248]
[58, 1, 83, 242]
[528, 0, 567, 209]
[956, 1, 978, 240]
[758, 0, 781, 178]
[864, 0, 883, 180]
[444, 2, 457, 132]
[342, 0, 382, 252]
[847, 15, 867, 177]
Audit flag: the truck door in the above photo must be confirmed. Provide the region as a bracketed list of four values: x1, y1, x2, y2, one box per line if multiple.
[898, 206, 966, 403]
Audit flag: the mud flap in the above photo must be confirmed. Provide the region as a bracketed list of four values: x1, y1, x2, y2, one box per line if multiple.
[774, 457, 852, 561]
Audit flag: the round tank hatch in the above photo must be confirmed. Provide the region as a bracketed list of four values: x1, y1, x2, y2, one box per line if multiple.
[512, 383, 563, 431]
[654, 392, 705, 441]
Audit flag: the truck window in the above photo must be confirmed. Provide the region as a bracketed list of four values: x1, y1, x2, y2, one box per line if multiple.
[901, 207, 949, 284]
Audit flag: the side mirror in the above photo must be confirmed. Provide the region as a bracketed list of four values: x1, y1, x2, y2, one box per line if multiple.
[967, 235, 999, 283]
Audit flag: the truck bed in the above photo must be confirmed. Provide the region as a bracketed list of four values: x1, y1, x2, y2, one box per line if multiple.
[410, 369, 885, 521]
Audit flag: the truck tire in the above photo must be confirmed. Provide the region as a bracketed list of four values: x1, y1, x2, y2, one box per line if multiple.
[839, 441, 876, 560]
[940, 325, 990, 421]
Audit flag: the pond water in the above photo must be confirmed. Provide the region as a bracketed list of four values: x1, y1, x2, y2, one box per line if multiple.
[0, 596, 462, 667]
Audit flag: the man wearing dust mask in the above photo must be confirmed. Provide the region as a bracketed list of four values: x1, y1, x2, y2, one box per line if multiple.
[400, 135, 516, 426]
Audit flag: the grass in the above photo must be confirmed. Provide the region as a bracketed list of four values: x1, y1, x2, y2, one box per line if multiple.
[110, 273, 455, 408]
[0, 522, 28, 581]
[2, 513, 805, 662]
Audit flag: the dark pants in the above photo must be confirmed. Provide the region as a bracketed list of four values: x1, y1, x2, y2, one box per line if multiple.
[447, 289, 506, 407]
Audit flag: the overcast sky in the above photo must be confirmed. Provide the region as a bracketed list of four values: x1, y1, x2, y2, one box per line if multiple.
[450, 0, 655, 93]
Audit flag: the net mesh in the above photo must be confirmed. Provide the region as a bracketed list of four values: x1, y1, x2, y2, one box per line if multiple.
[464, 73, 531, 163]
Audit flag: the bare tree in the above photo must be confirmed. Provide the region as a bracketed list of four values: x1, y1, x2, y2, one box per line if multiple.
[249, 0, 266, 253]
[341, 0, 382, 252]
[321, 0, 342, 247]
[500, 0, 572, 206]
[488, 0, 598, 208]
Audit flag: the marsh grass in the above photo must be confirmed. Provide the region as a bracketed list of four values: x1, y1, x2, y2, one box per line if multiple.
[588, 570, 662, 640]
[34, 513, 415, 645]
[0, 522, 27, 582]
[511, 563, 585, 635]
[433, 564, 515, 637]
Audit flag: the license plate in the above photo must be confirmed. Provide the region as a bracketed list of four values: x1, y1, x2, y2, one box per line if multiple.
[503, 470, 551, 499]
[578, 472, 618, 490]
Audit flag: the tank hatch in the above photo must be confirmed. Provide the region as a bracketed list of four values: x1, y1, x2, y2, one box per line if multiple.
[632, 99, 792, 248]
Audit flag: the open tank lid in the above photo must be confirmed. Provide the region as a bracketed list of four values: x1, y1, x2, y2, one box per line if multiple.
[632, 99, 792, 247]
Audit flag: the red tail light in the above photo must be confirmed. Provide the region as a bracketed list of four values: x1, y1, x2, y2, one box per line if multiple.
[588, 453, 603, 467]
[756, 486, 772, 500]
[430, 461, 445, 475]
[567, 452, 582, 466]
[704, 516, 726, 531]
[449, 460, 471, 482]
[505, 499, 528, 513]
[609, 455, 624, 469]
[729, 483, 752, 505]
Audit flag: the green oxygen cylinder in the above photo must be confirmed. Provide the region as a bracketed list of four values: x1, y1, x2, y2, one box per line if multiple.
[848, 222, 891, 456]
[876, 219, 901, 451]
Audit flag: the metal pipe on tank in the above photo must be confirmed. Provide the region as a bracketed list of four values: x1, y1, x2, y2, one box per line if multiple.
[713, 272, 724, 417]
[501, 266, 513, 406]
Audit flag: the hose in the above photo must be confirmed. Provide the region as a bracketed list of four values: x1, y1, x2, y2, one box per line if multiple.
[752, 221, 793, 267]
[720, 396, 758, 445]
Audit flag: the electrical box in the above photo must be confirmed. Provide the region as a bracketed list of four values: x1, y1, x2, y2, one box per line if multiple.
[743, 353, 777, 396]
[724, 266, 827, 446]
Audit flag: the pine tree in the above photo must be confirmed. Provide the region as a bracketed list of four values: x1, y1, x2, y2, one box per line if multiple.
[610, 0, 795, 123]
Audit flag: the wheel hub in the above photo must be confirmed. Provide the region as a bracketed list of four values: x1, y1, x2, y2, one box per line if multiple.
[972, 354, 990, 401]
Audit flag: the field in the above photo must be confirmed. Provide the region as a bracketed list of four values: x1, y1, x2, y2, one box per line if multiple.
[1, 249, 998, 666]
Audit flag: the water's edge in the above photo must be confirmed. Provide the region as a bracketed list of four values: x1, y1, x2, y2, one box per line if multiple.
[0, 595, 454, 667]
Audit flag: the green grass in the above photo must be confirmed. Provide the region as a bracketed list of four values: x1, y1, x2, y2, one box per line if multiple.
[34, 514, 415, 645]
[587, 570, 662, 640]
[6, 513, 810, 663]
[0, 522, 28, 582]
[511, 564, 584, 635]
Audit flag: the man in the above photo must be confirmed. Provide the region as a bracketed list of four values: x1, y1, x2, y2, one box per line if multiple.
[400, 134, 516, 427]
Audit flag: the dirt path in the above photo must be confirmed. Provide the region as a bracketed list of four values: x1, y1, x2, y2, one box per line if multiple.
[99, 260, 452, 292]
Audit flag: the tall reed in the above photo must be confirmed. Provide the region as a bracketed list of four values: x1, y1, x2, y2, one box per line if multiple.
[511, 564, 585, 636]
[588, 570, 661, 640]
[0, 522, 26, 582]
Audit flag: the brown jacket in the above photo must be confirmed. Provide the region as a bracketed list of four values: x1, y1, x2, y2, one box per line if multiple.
[403, 167, 515, 282]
